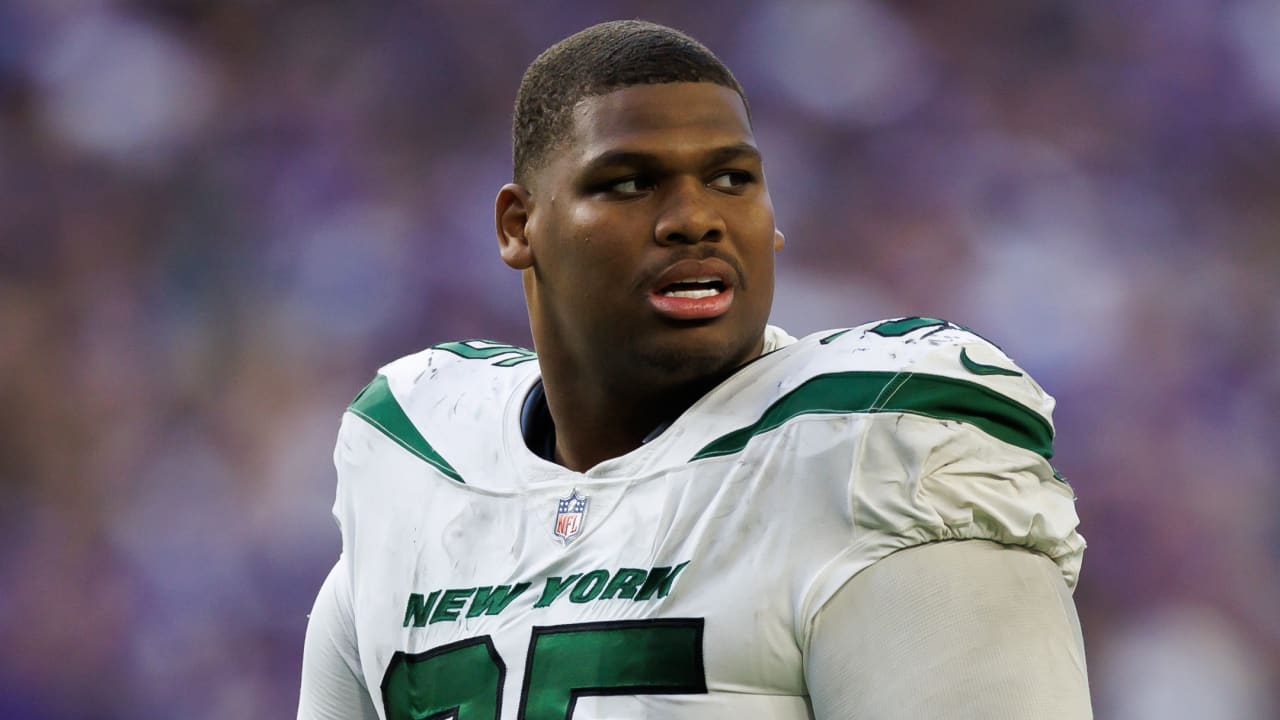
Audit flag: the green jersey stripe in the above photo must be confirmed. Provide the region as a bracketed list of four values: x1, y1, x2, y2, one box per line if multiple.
[348, 375, 464, 483]
[691, 371, 1053, 461]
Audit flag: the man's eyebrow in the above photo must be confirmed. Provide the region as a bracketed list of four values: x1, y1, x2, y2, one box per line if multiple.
[580, 143, 762, 174]
[704, 142, 762, 166]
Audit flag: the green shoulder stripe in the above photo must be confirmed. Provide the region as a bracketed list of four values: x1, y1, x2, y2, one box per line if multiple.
[347, 375, 464, 482]
[691, 371, 1053, 461]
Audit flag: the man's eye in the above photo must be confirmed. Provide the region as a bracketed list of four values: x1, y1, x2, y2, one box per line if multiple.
[709, 171, 751, 189]
[607, 177, 652, 194]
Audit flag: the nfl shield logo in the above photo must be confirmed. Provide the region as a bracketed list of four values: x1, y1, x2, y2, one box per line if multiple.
[554, 489, 589, 544]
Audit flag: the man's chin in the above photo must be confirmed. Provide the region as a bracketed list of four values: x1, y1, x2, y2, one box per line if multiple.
[632, 329, 760, 386]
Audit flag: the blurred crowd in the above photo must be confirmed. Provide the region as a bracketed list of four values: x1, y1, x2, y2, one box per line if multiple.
[2, 0, 1278, 717]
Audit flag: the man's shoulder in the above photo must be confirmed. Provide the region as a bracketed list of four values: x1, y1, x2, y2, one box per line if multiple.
[339, 339, 539, 480]
[356, 339, 540, 405]
[820, 317, 1048, 416]
[783, 317, 1050, 407]
[704, 317, 1055, 459]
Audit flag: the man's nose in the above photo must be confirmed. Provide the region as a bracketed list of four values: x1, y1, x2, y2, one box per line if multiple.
[654, 177, 726, 245]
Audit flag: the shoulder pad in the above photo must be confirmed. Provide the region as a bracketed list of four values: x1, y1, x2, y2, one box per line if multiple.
[695, 317, 1055, 462]
[343, 340, 539, 483]
[365, 339, 537, 399]
[820, 317, 1052, 451]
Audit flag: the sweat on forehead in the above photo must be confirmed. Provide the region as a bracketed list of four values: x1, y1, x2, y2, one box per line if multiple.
[511, 19, 750, 185]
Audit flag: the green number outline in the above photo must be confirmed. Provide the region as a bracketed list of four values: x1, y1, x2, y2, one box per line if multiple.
[518, 619, 706, 720]
[382, 618, 706, 720]
[864, 316, 1006, 351]
[433, 340, 538, 367]
[869, 316, 951, 338]
[381, 635, 507, 720]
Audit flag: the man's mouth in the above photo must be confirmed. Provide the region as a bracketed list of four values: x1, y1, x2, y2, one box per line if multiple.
[657, 276, 728, 299]
[647, 259, 737, 320]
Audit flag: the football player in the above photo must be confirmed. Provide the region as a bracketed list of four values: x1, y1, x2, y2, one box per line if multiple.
[298, 20, 1090, 720]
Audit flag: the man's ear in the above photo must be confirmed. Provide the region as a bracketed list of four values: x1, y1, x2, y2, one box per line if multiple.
[774, 228, 786, 252]
[496, 183, 534, 270]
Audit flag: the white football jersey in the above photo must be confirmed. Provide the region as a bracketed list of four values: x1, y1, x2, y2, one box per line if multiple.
[329, 318, 1084, 720]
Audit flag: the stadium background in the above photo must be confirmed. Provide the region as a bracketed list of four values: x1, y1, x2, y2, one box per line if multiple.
[2, 0, 1278, 717]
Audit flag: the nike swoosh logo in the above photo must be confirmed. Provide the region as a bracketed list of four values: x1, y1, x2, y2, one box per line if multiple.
[960, 347, 1023, 377]
[820, 329, 853, 345]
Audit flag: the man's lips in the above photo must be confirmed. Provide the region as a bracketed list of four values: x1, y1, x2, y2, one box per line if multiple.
[647, 258, 737, 321]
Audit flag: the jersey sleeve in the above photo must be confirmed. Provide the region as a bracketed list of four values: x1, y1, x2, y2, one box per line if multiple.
[799, 326, 1086, 647]
[805, 540, 1091, 718]
[297, 404, 389, 719]
[297, 557, 380, 720]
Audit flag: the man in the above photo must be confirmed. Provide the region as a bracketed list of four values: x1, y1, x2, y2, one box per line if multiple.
[298, 20, 1090, 719]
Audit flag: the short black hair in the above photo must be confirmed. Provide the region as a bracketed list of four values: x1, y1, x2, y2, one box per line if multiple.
[512, 20, 748, 185]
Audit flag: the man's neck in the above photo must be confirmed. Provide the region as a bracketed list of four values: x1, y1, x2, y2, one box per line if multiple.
[530, 327, 786, 472]
[539, 368, 720, 472]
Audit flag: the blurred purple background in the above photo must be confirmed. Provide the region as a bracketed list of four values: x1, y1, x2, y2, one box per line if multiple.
[2, 1, 1278, 717]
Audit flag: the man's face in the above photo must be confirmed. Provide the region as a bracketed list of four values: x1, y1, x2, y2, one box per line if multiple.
[507, 82, 783, 388]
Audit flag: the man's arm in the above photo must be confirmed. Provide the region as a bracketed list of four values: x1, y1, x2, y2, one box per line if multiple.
[806, 539, 1091, 719]
[298, 558, 380, 720]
